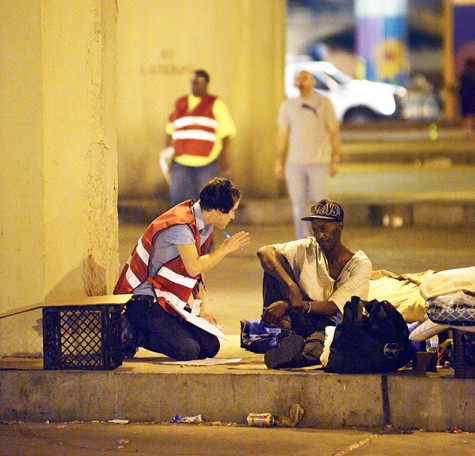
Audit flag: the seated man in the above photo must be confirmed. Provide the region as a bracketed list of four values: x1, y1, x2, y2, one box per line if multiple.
[114, 177, 250, 360]
[257, 199, 372, 369]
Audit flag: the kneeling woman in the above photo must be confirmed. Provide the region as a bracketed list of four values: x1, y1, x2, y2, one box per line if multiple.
[115, 177, 250, 360]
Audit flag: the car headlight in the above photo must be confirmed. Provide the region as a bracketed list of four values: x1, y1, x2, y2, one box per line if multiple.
[395, 86, 408, 98]
[393, 87, 409, 118]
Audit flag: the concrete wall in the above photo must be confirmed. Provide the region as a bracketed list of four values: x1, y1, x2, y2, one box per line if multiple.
[0, 0, 119, 356]
[116, 0, 286, 200]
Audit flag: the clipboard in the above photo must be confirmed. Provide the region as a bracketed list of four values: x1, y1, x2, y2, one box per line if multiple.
[167, 301, 226, 340]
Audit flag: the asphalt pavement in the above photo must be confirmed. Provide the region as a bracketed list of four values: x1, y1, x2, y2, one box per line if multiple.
[1, 421, 474, 455]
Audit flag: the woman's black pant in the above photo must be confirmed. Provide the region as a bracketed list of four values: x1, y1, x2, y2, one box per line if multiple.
[124, 295, 220, 361]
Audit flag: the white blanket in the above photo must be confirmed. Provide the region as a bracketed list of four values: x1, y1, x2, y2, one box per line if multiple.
[420, 266, 475, 300]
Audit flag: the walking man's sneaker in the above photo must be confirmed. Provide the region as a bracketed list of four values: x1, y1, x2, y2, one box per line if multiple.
[264, 334, 305, 369]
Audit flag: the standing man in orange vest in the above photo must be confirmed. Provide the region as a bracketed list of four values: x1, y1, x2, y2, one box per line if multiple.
[166, 69, 237, 207]
[115, 177, 250, 360]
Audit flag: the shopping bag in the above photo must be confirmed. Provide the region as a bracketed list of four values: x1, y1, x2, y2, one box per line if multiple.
[159, 146, 174, 183]
[240, 319, 281, 353]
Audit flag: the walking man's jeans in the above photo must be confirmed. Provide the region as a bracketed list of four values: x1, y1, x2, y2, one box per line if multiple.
[285, 163, 329, 239]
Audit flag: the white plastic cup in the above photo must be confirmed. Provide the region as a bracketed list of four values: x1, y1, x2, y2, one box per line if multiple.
[320, 325, 336, 367]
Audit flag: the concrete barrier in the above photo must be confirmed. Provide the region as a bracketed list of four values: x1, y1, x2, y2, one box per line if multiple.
[1, 364, 473, 431]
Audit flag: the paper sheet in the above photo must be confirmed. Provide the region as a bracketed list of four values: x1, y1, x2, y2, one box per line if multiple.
[167, 300, 226, 340]
[161, 358, 242, 366]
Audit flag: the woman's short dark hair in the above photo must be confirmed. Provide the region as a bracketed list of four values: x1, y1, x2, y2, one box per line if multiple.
[199, 178, 241, 213]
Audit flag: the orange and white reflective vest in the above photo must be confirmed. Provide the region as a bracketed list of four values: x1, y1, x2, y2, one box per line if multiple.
[169, 95, 217, 157]
[113, 201, 212, 316]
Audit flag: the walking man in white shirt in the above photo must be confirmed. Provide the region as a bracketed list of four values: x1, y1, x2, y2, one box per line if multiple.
[275, 70, 340, 239]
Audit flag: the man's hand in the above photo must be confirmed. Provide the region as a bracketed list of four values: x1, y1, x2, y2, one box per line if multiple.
[275, 161, 285, 181]
[329, 162, 339, 177]
[261, 300, 290, 326]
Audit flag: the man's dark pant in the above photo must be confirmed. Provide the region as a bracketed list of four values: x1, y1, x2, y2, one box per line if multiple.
[124, 295, 220, 361]
[170, 159, 218, 207]
[262, 256, 334, 366]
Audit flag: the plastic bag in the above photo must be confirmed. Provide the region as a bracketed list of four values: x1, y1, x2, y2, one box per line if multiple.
[240, 319, 281, 353]
[427, 290, 475, 326]
[159, 146, 174, 183]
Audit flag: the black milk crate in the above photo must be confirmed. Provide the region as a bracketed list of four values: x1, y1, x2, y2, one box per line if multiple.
[43, 304, 123, 370]
[452, 329, 475, 379]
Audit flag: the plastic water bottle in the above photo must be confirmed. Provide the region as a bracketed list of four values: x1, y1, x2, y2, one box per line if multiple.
[426, 335, 439, 353]
[425, 335, 439, 371]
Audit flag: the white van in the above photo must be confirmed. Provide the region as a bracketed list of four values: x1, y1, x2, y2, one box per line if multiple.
[286, 59, 408, 123]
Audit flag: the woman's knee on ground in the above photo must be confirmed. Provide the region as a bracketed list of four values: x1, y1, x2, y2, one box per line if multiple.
[172, 337, 203, 361]
[198, 337, 220, 359]
[145, 335, 201, 361]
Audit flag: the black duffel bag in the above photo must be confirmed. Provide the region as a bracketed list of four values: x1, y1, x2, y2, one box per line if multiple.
[325, 296, 413, 374]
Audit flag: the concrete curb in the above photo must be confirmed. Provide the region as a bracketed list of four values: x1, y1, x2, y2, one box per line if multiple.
[1, 367, 473, 431]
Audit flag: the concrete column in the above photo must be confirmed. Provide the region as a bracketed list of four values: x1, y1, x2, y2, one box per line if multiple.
[355, 0, 409, 86]
[42, 0, 119, 300]
[0, 0, 118, 356]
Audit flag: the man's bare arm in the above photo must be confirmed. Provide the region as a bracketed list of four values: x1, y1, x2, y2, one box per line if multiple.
[218, 136, 231, 172]
[257, 245, 294, 289]
[257, 245, 305, 312]
[165, 133, 172, 148]
[306, 299, 338, 316]
[258, 245, 338, 316]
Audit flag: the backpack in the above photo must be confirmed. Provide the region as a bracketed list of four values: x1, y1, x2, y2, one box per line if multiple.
[325, 297, 413, 374]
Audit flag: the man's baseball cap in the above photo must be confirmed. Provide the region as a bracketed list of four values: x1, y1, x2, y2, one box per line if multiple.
[301, 199, 344, 222]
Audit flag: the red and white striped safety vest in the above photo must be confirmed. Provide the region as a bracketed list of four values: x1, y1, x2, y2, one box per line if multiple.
[169, 95, 217, 157]
[113, 201, 212, 316]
